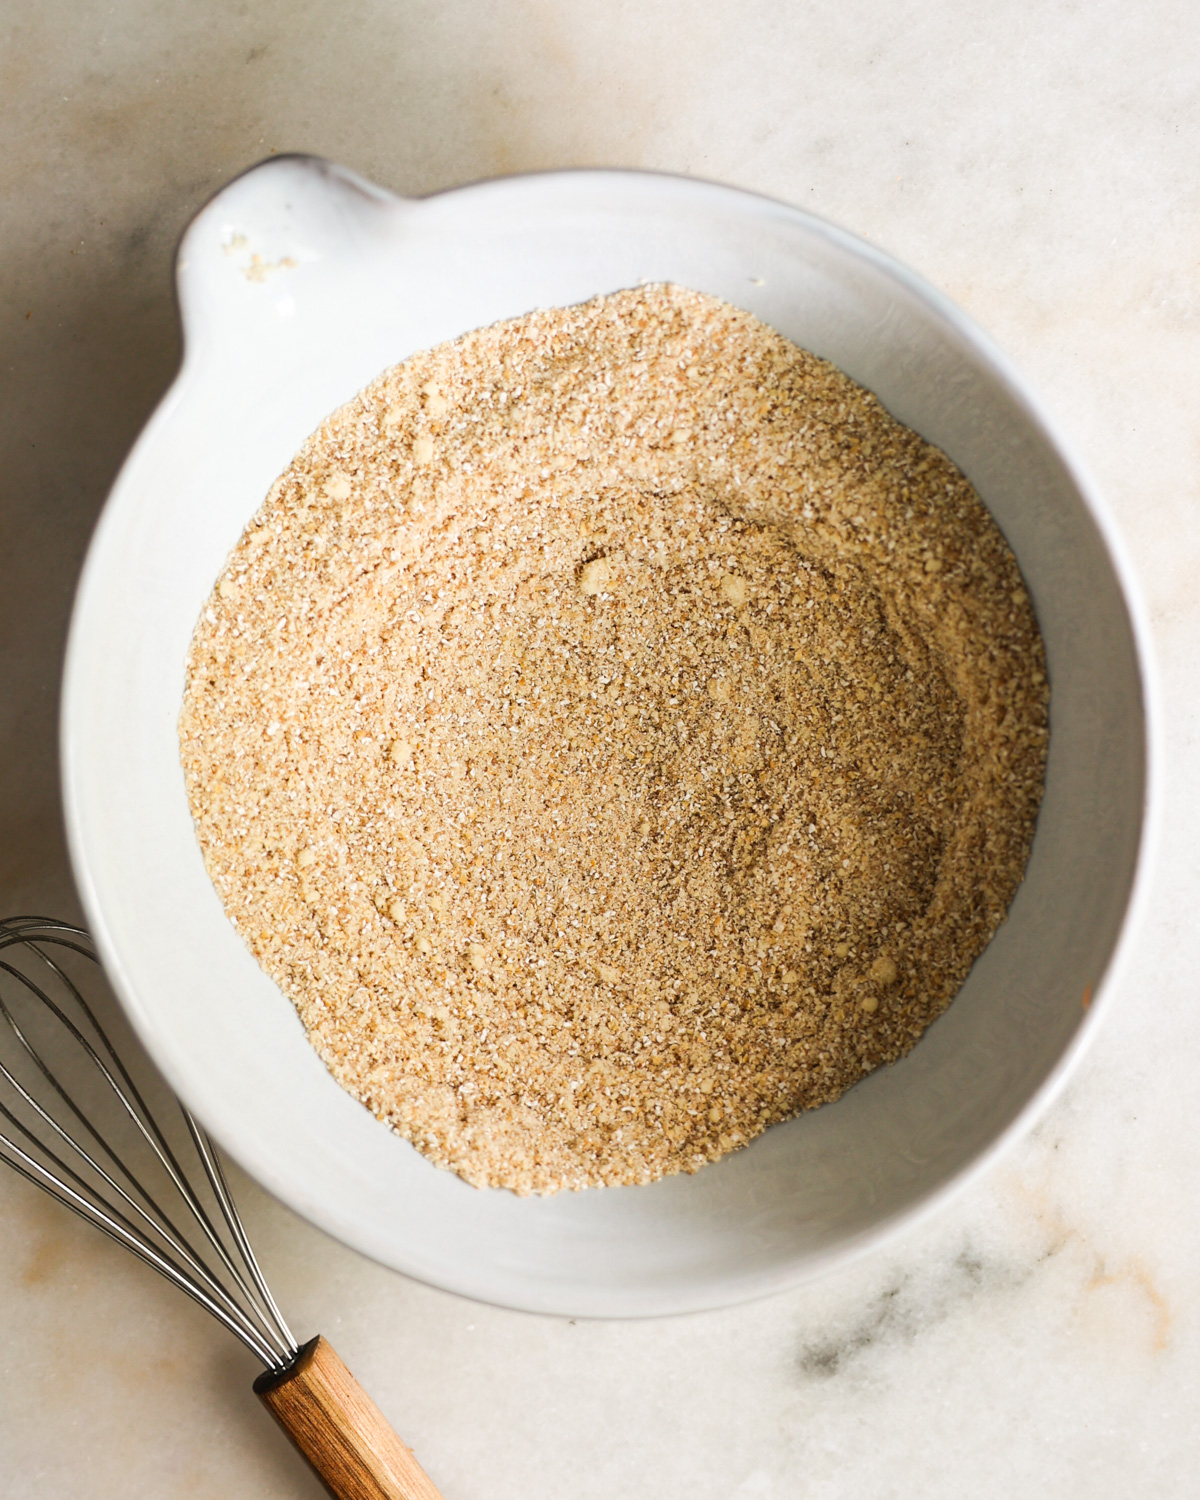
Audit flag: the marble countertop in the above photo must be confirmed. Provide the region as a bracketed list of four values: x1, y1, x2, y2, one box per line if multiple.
[3, 3, 1198, 1495]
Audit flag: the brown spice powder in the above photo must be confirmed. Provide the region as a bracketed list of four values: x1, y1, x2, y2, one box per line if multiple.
[180, 285, 1048, 1195]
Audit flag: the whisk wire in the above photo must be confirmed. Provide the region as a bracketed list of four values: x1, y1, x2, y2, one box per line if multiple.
[186, 1115, 296, 1354]
[0, 982, 231, 1286]
[0, 975, 291, 1363]
[0, 1116, 282, 1364]
[25, 960, 299, 1363]
[0, 917, 298, 1368]
[0, 962, 239, 1275]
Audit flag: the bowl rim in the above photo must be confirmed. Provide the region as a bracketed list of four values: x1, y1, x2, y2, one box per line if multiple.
[60, 156, 1160, 1316]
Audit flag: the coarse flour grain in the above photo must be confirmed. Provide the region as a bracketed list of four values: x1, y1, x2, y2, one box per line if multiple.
[180, 285, 1048, 1194]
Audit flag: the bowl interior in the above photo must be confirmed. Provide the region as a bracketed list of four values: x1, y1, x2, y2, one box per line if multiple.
[61, 159, 1148, 1315]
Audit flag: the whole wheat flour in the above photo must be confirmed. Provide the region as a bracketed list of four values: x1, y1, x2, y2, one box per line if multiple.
[180, 285, 1048, 1194]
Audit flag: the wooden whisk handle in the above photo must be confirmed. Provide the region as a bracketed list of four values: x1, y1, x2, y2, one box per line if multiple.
[254, 1336, 444, 1500]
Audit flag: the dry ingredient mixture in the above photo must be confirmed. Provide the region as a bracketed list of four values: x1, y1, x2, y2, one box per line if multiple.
[180, 285, 1049, 1195]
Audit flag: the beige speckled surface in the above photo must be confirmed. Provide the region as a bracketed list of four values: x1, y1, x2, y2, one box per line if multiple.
[3, 3, 1199, 1495]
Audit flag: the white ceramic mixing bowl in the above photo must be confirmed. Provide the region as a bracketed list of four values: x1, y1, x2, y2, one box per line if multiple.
[61, 157, 1153, 1316]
